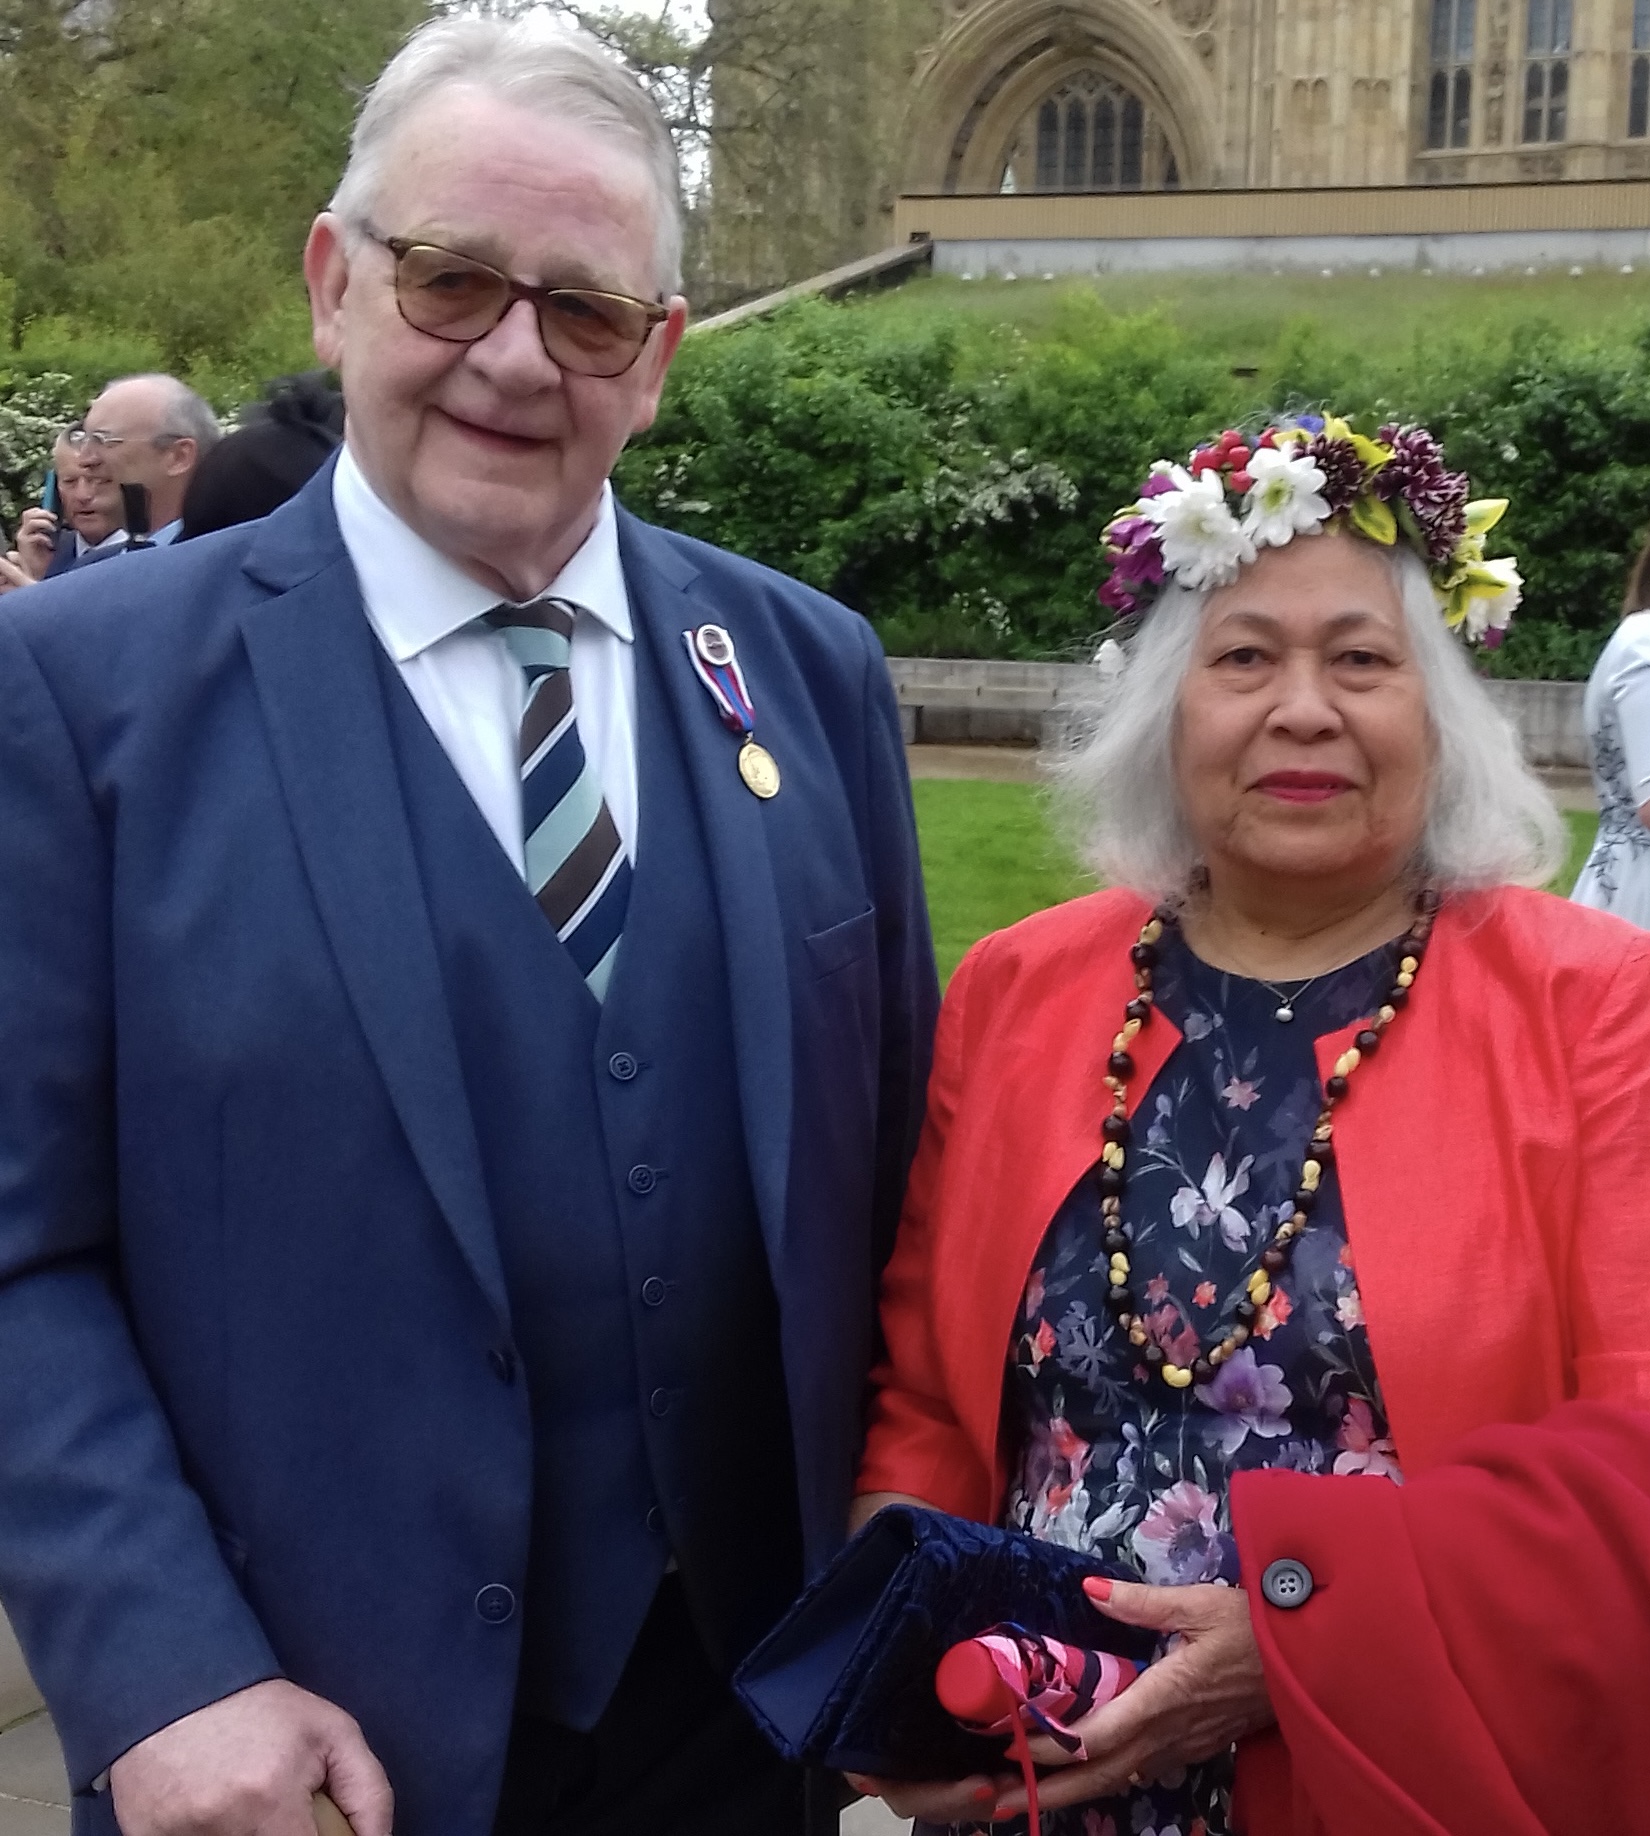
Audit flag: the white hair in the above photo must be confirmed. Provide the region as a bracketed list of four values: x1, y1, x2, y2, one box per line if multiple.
[1057, 542, 1568, 898]
[330, 13, 683, 296]
[102, 374, 222, 453]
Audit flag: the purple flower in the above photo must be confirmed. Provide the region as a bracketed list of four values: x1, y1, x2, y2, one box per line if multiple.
[1138, 470, 1178, 500]
[1129, 1480, 1229, 1586]
[1193, 1347, 1292, 1456]
[1375, 423, 1471, 565]
[1309, 432, 1367, 516]
[1295, 414, 1326, 434]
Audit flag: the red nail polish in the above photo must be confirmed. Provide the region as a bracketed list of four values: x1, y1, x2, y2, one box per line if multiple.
[972, 1783, 997, 1806]
[1085, 1576, 1114, 1603]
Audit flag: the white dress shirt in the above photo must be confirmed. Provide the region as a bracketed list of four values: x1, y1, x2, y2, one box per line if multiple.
[333, 444, 638, 872]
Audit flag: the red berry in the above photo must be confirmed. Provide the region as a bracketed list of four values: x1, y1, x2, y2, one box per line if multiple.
[1226, 445, 1251, 467]
[1190, 450, 1217, 475]
[1257, 431, 1278, 449]
[1230, 470, 1255, 493]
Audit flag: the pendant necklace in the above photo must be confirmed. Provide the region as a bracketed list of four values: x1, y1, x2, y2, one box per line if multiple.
[1259, 974, 1323, 1024]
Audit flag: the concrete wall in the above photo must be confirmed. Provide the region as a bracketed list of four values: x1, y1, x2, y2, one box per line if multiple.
[886, 657, 1590, 769]
[928, 227, 1650, 276]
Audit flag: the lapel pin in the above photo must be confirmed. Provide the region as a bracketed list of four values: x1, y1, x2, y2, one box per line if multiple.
[684, 623, 782, 801]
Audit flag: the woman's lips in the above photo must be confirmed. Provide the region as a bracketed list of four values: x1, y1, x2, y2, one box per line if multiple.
[1254, 771, 1354, 804]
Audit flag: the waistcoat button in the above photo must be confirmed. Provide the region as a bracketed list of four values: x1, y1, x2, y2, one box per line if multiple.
[627, 1165, 657, 1195]
[641, 1276, 668, 1307]
[649, 1387, 671, 1418]
[608, 1052, 638, 1082]
[646, 1506, 664, 1535]
[474, 1584, 516, 1624]
[488, 1348, 516, 1384]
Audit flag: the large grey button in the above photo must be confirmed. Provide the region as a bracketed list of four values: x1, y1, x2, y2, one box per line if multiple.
[627, 1165, 657, 1195]
[649, 1386, 671, 1418]
[1260, 1558, 1314, 1610]
[609, 1052, 638, 1082]
[641, 1276, 668, 1307]
[646, 1505, 664, 1535]
[474, 1584, 516, 1624]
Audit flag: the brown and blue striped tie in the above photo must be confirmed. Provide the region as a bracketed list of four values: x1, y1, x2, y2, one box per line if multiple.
[487, 598, 630, 1001]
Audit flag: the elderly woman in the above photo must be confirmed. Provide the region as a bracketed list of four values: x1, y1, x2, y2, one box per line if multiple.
[850, 417, 1650, 1836]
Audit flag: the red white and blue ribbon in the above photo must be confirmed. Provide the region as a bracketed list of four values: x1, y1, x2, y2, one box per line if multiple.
[683, 625, 757, 737]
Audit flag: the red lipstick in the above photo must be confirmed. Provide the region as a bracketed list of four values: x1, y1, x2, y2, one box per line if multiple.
[1255, 771, 1352, 804]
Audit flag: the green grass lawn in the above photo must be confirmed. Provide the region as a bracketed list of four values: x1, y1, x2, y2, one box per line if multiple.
[915, 780, 1601, 984]
[859, 268, 1650, 377]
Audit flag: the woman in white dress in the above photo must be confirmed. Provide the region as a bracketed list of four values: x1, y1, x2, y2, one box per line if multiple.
[1573, 542, 1650, 925]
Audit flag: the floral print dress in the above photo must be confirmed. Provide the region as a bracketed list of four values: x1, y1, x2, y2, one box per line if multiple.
[986, 928, 1404, 1836]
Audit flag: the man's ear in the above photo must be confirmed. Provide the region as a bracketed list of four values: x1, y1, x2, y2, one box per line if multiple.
[305, 213, 351, 370]
[162, 437, 198, 480]
[627, 295, 690, 438]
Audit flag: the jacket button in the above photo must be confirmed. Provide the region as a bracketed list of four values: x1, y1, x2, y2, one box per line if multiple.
[475, 1584, 516, 1624]
[646, 1506, 664, 1535]
[627, 1165, 657, 1195]
[488, 1348, 516, 1383]
[608, 1052, 638, 1082]
[649, 1386, 671, 1418]
[641, 1276, 668, 1307]
[1260, 1558, 1315, 1610]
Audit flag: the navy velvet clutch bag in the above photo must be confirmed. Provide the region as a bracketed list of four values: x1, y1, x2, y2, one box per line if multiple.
[732, 1505, 1150, 1779]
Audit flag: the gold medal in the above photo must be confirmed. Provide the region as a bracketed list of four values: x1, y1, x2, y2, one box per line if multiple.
[738, 740, 781, 800]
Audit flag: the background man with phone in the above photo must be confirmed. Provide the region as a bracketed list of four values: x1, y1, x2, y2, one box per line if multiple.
[1, 429, 126, 590]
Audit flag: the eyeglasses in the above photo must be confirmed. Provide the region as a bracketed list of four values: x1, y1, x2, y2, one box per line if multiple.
[65, 428, 126, 450]
[365, 230, 669, 379]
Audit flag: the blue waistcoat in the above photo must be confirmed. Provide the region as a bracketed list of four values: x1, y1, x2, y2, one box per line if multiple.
[376, 619, 802, 1731]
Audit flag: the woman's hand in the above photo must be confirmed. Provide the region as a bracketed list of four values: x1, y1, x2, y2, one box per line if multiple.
[995, 1577, 1274, 1819]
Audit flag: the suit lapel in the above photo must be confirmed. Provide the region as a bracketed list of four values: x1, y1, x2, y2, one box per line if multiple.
[619, 514, 795, 1268]
[237, 496, 510, 1327]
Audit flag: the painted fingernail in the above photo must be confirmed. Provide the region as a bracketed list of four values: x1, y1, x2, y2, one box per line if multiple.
[1085, 1576, 1114, 1602]
[972, 1783, 997, 1806]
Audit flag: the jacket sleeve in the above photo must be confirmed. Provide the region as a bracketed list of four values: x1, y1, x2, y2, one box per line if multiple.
[1564, 930, 1650, 1404]
[0, 618, 279, 1790]
[1230, 1402, 1650, 1836]
[858, 627, 941, 1281]
[856, 939, 997, 1520]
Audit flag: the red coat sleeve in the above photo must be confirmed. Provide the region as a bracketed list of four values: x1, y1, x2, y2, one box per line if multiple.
[1230, 1402, 1650, 1836]
[856, 941, 997, 1520]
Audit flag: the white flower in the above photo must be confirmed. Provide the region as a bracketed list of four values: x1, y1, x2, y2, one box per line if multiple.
[1240, 446, 1331, 550]
[1462, 555, 1523, 642]
[1169, 1151, 1255, 1251]
[1141, 467, 1255, 590]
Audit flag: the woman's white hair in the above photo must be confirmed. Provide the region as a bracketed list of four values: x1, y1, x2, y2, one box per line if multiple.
[1057, 541, 1568, 898]
[330, 13, 683, 296]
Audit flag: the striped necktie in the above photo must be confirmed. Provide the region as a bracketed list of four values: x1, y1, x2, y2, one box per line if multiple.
[487, 598, 630, 1002]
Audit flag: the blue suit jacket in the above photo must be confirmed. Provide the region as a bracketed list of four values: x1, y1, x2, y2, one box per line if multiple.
[0, 467, 938, 1833]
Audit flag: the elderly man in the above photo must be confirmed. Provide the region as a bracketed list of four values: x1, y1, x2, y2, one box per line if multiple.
[0, 17, 935, 1836]
[0, 432, 127, 591]
[73, 372, 220, 544]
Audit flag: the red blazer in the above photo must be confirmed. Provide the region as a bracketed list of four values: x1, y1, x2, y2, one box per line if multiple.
[858, 886, 1650, 1833]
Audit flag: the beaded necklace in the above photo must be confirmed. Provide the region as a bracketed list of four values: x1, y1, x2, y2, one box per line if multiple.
[1100, 889, 1439, 1392]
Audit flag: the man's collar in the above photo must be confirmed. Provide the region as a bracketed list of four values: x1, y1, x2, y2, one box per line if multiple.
[332, 443, 631, 662]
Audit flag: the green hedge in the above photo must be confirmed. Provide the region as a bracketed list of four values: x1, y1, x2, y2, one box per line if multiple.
[615, 293, 1650, 678]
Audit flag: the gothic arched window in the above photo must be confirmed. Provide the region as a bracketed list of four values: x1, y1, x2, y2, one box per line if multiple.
[1629, 0, 1650, 139]
[1522, 0, 1571, 143]
[1426, 0, 1475, 150]
[1019, 73, 1176, 193]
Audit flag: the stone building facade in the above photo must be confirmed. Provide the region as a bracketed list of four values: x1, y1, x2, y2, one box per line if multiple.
[707, 0, 1650, 293]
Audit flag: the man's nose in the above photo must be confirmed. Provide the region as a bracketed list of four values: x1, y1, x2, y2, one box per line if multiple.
[466, 297, 563, 386]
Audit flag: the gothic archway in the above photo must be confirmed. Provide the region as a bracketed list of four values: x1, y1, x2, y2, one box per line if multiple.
[900, 0, 1215, 195]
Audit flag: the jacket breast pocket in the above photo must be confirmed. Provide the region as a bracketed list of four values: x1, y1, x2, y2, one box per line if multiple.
[803, 906, 877, 981]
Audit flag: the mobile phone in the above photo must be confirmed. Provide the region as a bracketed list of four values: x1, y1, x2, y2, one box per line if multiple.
[40, 470, 61, 519]
[120, 482, 152, 546]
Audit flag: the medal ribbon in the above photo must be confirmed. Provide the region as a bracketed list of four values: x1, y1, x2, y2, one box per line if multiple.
[683, 630, 757, 737]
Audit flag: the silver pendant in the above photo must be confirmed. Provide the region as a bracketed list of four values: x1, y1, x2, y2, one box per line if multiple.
[1275, 1004, 1295, 1023]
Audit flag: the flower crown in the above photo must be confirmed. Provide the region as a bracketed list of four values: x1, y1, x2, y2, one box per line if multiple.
[1099, 414, 1521, 649]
